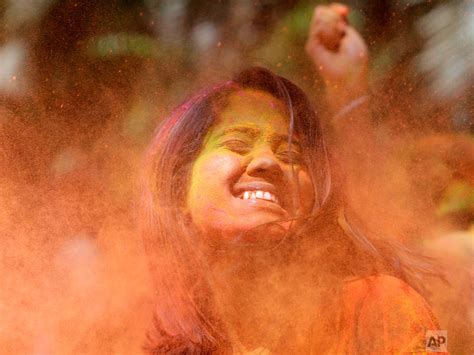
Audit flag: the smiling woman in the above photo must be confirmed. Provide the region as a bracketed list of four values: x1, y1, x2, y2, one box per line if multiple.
[140, 66, 441, 354]
[137, 4, 448, 354]
[187, 89, 314, 243]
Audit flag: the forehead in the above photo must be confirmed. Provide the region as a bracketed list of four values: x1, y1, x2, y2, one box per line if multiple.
[213, 89, 289, 135]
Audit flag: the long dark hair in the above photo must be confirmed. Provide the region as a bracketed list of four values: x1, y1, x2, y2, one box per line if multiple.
[140, 67, 439, 353]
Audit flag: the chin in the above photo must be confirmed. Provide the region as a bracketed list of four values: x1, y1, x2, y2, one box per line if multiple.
[224, 220, 290, 244]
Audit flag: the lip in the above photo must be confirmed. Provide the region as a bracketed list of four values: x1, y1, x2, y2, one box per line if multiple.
[232, 181, 287, 211]
[238, 196, 288, 215]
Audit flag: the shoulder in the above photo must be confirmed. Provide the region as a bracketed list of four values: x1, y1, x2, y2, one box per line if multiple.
[337, 275, 440, 354]
[343, 274, 434, 310]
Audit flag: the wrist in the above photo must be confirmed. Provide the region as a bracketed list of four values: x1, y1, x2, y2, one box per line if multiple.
[325, 78, 368, 115]
[332, 95, 369, 121]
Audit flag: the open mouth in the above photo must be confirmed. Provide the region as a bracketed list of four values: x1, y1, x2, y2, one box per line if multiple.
[233, 181, 285, 210]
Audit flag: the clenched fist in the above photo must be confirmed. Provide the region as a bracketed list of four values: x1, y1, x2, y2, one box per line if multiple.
[306, 3, 368, 92]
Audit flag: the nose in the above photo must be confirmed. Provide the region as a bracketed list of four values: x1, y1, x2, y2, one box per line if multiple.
[246, 148, 283, 181]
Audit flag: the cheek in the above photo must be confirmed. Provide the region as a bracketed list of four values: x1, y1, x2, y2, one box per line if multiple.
[297, 170, 315, 213]
[187, 153, 243, 213]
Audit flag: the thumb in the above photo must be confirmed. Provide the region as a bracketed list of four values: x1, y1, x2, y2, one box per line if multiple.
[306, 39, 336, 68]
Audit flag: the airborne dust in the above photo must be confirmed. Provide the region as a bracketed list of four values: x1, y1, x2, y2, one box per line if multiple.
[0, 1, 472, 354]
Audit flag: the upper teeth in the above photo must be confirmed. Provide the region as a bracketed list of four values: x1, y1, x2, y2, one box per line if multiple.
[240, 190, 279, 204]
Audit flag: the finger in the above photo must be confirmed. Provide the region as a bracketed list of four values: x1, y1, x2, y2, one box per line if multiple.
[306, 40, 337, 69]
[312, 5, 340, 25]
[330, 3, 349, 22]
[309, 6, 347, 51]
[336, 19, 347, 33]
[339, 27, 368, 63]
[317, 24, 346, 52]
[313, 4, 348, 25]
[311, 5, 347, 29]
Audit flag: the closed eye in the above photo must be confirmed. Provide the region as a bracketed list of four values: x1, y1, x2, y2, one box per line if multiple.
[277, 150, 304, 165]
[221, 139, 252, 155]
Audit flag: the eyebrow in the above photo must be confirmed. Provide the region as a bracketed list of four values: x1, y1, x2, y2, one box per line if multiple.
[215, 127, 260, 140]
[215, 126, 301, 148]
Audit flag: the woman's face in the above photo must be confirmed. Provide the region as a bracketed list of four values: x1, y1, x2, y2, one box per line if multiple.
[186, 89, 314, 242]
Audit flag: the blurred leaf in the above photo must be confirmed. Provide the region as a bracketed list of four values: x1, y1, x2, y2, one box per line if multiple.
[122, 99, 153, 140]
[85, 33, 159, 59]
[285, 3, 314, 38]
[253, 3, 314, 75]
[437, 181, 474, 216]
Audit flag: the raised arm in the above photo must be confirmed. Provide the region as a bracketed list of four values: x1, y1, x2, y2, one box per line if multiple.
[305, 3, 368, 115]
[305, 4, 378, 196]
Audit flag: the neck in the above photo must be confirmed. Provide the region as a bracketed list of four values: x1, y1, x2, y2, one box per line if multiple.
[206, 244, 318, 352]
